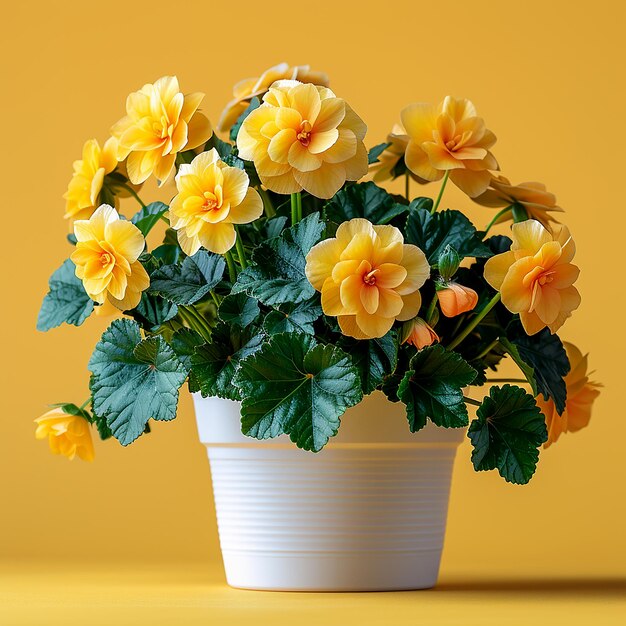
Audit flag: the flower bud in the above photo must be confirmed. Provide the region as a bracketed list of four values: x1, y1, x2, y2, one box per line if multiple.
[437, 244, 460, 281]
[436, 282, 479, 317]
[400, 317, 439, 350]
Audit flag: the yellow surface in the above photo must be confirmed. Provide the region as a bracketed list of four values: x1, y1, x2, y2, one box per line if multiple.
[2, 0, 626, 622]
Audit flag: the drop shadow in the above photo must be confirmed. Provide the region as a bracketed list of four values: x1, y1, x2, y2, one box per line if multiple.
[434, 577, 626, 598]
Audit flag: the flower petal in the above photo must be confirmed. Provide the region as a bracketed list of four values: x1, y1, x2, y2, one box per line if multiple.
[228, 188, 263, 224]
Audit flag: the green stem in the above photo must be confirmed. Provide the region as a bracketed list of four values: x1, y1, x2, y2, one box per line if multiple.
[234, 227, 248, 269]
[484, 205, 514, 235]
[486, 378, 530, 384]
[79, 398, 91, 411]
[290, 192, 302, 225]
[210, 291, 221, 307]
[463, 396, 481, 407]
[405, 172, 410, 201]
[431, 171, 450, 214]
[475, 338, 500, 360]
[119, 183, 146, 209]
[447, 292, 501, 351]
[259, 188, 275, 218]
[425, 293, 438, 325]
[180, 306, 212, 342]
[225, 251, 237, 283]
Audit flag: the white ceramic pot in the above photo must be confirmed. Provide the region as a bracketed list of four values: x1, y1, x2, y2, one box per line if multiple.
[193, 391, 464, 591]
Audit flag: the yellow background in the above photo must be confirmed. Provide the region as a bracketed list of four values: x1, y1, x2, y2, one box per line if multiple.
[2, 0, 625, 623]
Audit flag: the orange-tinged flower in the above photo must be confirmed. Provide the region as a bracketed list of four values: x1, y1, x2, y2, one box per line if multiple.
[70, 204, 149, 310]
[401, 96, 498, 197]
[111, 76, 212, 185]
[64, 138, 118, 221]
[169, 149, 263, 255]
[305, 218, 430, 339]
[368, 123, 428, 184]
[237, 80, 368, 199]
[401, 317, 439, 349]
[437, 282, 479, 317]
[536, 342, 601, 447]
[218, 62, 329, 133]
[483, 220, 580, 335]
[473, 175, 564, 229]
[35, 408, 95, 461]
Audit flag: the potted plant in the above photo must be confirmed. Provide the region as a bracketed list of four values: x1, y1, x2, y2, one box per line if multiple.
[36, 65, 601, 591]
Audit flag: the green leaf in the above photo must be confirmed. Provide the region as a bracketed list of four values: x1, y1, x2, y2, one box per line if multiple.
[398, 344, 477, 432]
[191, 324, 264, 401]
[49, 402, 91, 422]
[468, 384, 547, 484]
[37, 259, 95, 331]
[230, 97, 260, 143]
[263, 299, 322, 335]
[88, 319, 187, 446]
[205, 133, 233, 159]
[342, 331, 398, 395]
[368, 142, 391, 164]
[265, 215, 288, 239]
[325, 181, 407, 225]
[130, 202, 169, 236]
[150, 250, 225, 305]
[170, 327, 204, 371]
[507, 321, 570, 414]
[126, 283, 178, 332]
[67, 234, 77, 245]
[233, 213, 324, 306]
[234, 333, 363, 452]
[405, 206, 491, 263]
[218, 293, 261, 328]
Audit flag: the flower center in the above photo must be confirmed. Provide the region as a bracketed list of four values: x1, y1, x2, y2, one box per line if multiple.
[100, 252, 113, 267]
[445, 134, 463, 151]
[202, 191, 219, 211]
[153, 115, 173, 140]
[363, 269, 378, 286]
[297, 120, 313, 147]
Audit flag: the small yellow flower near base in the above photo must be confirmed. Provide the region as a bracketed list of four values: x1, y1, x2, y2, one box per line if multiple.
[237, 80, 368, 199]
[306, 218, 430, 339]
[35, 408, 95, 461]
[536, 342, 601, 447]
[473, 175, 564, 229]
[70, 204, 150, 310]
[111, 76, 212, 185]
[401, 96, 498, 197]
[64, 138, 118, 221]
[483, 220, 580, 335]
[400, 317, 439, 350]
[218, 62, 329, 133]
[169, 149, 263, 255]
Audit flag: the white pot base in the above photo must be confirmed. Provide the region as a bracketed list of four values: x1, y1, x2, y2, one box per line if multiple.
[194, 392, 464, 592]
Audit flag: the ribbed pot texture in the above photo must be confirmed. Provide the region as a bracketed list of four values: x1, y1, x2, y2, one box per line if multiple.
[193, 391, 464, 591]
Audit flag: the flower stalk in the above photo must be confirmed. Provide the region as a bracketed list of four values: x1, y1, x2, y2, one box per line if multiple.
[446, 292, 501, 350]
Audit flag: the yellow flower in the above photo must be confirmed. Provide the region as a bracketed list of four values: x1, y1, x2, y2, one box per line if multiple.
[401, 96, 498, 197]
[70, 204, 150, 310]
[218, 62, 329, 133]
[536, 342, 601, 447]
[111, 76, 212, 185]
[473, 175, 564, 229]
[436, 282, 479, 317]
[63, 138, 118, 220]
[237, 80, 368, 199]
[368, 124, 428, 184]
[169, 149, 263, 255]
[400, 317, 439, 349]
[305, 218, 430, 339]
[483, 220, 580, 335]
[35, 408, 95, 461]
